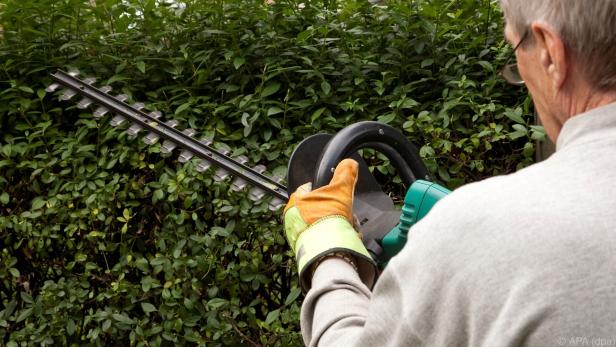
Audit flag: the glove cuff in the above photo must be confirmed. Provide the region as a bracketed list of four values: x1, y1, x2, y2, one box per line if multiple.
[295, 216, 377, 292]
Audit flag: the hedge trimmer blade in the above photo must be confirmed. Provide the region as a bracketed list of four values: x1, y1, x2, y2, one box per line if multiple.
[47, 69, 287, 211]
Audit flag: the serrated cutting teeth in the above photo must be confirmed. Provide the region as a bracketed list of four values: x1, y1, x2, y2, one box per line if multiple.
[110, 115, 126, 127]
[216, 146, 230, 156]
[247, 164, 269, 201]
[268, 198, 285, 211]
[116, 94, 129, 102]
[127, 124, 142, 137]
[195, 159, 212, 172]
[132, 102, 145, 110]
[178, 150, 194, 163]
[231, 179, 248, 191]
[163, 128, 196, 155]
[59, 89, 77, 101]
[230, 156, 249, 191]
[100, 86, 112, 93]
[144, 119, 178, 145]
[214, 168, 230, 181]
[128, 111, 160, 137]
[253, 164, 266, 173]
[160, 140, 175, 155]
[248, 188, 266, 202]
[82, 77, 97, 85]
[77, 98, 93, 109]
[200, 137, 213, 146]
[93, 106, 109, 118]
[144, 133, 158, 145]
[68, 70, 80, 77]
[46, 83, 61, 93]
[238, 155, 249, 164]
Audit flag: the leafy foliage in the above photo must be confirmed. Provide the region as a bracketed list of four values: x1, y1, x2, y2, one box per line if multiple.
[0, 0, 538, 345]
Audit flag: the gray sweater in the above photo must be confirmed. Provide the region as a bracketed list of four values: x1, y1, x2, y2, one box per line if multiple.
[301, 102, 616, 347]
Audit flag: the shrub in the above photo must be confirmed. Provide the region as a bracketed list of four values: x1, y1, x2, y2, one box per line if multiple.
[0, 0, 537, 345]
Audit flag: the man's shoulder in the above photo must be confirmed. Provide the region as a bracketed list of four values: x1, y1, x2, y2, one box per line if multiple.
[427, 161, 554, 221]
[400, 159, 564, 267]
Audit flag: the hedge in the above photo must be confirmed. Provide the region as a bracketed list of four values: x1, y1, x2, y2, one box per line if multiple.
[0, 0, 538, 345]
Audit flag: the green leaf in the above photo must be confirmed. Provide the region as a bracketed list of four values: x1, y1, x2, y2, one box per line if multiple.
[15, 308, 32, 323]
[265, 309, 280, 325]
[0, 192, 9, 205]
[2, 144, 11, 157]
[512, 124, 527, 132]
[420, 58, 434, 68]
[218, 205, 234, 213]
[112, 313, 135, 325]
[284, 287, 301, 305]
[523, 142, 535, 158]
[477, 60, 493, 71]
[504, 107, 525, 124]
[141, 302, 157, 314]
[136, 61, 146, 73]
[175, 102, 191, 115]
[9, 268, 20, 277]
[310, 107, 326, 123]
[320, 80, 331, 95]
[18, 86, 34, 94]
[509, 130, 527, 140]
[86, 194, 97, 205]
[399, 98, 418, 109]
[103, 319, 112, 331]
[20, 292, 33, 304]
[211, 226, 231, 237]
[66, 319, 76, 335]
[267, 106, 284, 116]
[107, 75, 129, 85]
[419, 145, 436, 158]
[32, 197, 46, 210]
[377, 113, 396, 124]
[233, 56, 245, 70]
[153, 189, 164, 202]
[106, 158, 117, 169]
[261, 82, 281, 98]
[207, 298, 228, 309]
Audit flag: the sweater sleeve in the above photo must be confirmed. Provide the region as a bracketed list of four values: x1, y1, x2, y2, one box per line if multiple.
[300, 247, 428, 347]
[300, 257, 371, 346]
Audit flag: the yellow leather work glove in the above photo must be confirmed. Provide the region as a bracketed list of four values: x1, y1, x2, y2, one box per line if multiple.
[283, 159, 377, 292]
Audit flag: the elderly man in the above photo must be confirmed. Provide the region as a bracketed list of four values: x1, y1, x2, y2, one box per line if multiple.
[283, 1, 616, 346]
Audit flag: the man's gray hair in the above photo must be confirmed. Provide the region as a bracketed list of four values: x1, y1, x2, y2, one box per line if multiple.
[499, 0, 616, 91]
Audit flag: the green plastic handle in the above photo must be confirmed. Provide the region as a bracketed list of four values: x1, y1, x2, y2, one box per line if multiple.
[380, 180, 451, 265]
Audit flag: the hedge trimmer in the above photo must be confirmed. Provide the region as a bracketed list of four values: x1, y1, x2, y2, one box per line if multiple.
[47, 69, 450, 266]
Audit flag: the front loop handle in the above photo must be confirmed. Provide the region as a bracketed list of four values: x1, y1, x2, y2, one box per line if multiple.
[312, 121, 430, 189]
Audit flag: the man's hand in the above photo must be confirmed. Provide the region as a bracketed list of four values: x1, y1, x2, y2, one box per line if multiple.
[284, 159, 377, 292]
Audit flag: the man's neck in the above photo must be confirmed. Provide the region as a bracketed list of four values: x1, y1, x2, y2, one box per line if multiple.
[562, 76, 616, 120]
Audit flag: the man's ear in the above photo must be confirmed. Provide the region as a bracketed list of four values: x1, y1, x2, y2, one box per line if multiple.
[531, 22, 568, 90]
